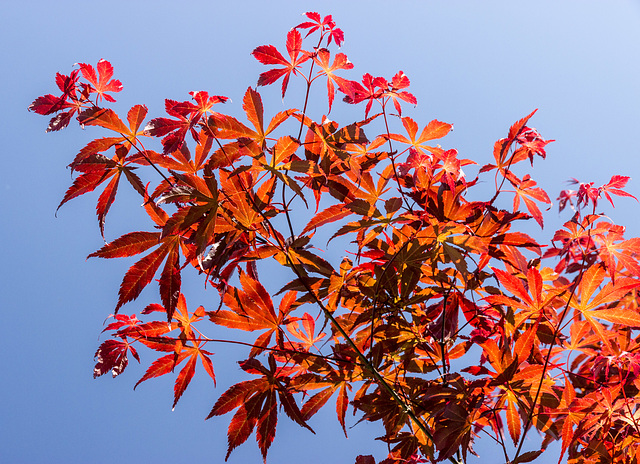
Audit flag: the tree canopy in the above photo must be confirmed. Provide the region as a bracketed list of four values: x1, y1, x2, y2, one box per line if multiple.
[30, 11, 640, 464]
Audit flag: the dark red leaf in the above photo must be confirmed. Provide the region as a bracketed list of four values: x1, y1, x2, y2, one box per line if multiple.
[88, 231, 160, 259]
[256, 392, 278, 460]
[46, 111, 75, 132]
[159, 246, 181, 321]
[93, 339, 139, 378]
[172, 354, 197, 410]
[28, 94, 68, 115]
[115, 244, 171, 312]
[96, 172, 121, 238]
[57, 169, 113, 211]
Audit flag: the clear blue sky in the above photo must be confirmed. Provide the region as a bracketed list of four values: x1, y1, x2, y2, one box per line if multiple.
[2, 1, 640, 463]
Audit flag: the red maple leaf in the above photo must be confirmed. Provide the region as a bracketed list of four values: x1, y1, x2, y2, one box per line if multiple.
[93, 338, 140, 378]
[601, 175, 638, 207]
[595, 227, 640, 282]
[77, 59, 123, 103]
[87, 198, 189, 320]
[385, 71, 417, 115]
[285, 312, 326, 351]
[432, 148, 474, 192]
[145, 91, 227, 154]
[58, 105, 149, 237]
[512, 174, 552, 228]
[514, 126, 554, 164]
[343, 73, 386, 117]
[314, 49, 354, 112]
[296, 12, 344, 47]
[132, 294, 215, 410]
[253, 29, 309, 98]
[387, 117, 452, 157]
[28, 70, 79, 116]
[135, 341, 215, 410]
[206, 355, 312, 462]
[28, 69, 86, 132]
[212, 273, 300, 356]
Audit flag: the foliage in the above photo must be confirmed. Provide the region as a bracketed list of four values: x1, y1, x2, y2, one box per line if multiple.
[31, 12, 640, 464]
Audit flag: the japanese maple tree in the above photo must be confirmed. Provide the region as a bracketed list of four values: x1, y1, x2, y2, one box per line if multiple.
[31, 12, 640, 464]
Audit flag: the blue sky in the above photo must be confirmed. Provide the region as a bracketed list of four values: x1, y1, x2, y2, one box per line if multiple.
[2, 1, 640, 463]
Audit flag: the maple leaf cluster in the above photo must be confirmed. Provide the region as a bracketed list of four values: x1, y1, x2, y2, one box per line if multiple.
[32, 11, 640, 464]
